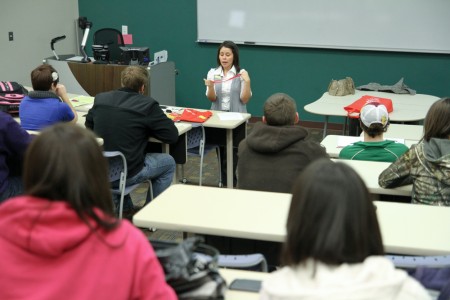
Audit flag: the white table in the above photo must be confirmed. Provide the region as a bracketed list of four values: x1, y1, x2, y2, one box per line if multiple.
[77, 99, 251, 188]
[321, 135, 418, 158]
[304, 91, 439, 138]
[369, 123, 424, 141]
[201, 111, 251, 188]
[333, 158, 412, 196]
[134, 184, 450, 255]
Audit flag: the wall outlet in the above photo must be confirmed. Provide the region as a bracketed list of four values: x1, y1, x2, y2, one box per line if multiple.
[154, 50, 168, 64]
[8, 31, 13, 41]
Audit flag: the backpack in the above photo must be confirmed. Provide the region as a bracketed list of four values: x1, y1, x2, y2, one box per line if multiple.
[0, 81, 28, 115]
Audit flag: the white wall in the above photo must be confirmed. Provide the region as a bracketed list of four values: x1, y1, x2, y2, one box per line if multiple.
[0, 0, 79, 86]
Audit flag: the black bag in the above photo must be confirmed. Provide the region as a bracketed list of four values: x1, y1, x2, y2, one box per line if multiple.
[0, 81, 28, 115]
[150, 237, 227, 300]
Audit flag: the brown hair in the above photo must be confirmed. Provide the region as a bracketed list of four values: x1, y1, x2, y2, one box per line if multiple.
[31, 64, 58, 91]
[263, 93, 297, 126]
[216, 40, 241, 73]
[282, 159, 384, 267]
[359, 121, 389, 138]
[423, 97, 450, 142]
[23, 123, 118, 230]
[121, 65, 148, 92]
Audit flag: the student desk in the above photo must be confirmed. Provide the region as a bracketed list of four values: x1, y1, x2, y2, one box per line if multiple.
[133, 184, 450, 255]
[321, 135, 418, 158]
[74, 98, 251, 187]
[304, 91, 439, 138]
[201, 110, 251, 188]
[374, 123, 424, 141]
[333, 158, 412, 197]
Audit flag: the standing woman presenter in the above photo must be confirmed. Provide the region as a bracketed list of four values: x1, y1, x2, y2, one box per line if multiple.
[204, 40, 252, 112]
[203, 41, 252, 186]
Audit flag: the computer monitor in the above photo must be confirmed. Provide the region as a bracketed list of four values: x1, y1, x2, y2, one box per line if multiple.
[120, 46, 150, 65]
[92, 44, 110, 62]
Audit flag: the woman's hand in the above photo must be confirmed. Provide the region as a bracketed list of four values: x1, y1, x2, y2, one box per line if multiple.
[204, 78, 214, 87]
[204, 78, 216, 102]
[239, 70, 250, 83]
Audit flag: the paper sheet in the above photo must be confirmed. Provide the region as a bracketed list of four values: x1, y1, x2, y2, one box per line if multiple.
[217, 112, 243, 121]
[70, 95, 94, 107]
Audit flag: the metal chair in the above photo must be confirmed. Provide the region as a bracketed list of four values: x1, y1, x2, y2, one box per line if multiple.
[103, 151, 153, 219]
[93, 28, 124, 63]
[386, 255, 450, 269]
[181, 125, 222, 187]
[218, 254, 268, 272]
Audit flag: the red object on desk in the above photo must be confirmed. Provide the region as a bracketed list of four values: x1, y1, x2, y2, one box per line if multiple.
[179, 108, 212, 123]
[344, 95, 393, 118]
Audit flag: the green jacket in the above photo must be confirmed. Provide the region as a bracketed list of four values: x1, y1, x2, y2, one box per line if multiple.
[378, 138, 450, 206]
[339, 140, 409, 162]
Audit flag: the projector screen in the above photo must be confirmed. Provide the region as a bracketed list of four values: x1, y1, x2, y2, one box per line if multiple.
[197, 0, 450, 54]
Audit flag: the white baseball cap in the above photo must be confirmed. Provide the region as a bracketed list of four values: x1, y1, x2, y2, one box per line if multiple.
[360, 103, 389, 127]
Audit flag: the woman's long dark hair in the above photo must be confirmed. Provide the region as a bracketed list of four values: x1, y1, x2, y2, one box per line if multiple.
[422, 97, 450, 142]
[282, 159, 384, 267]
[23, 123, 118, 231]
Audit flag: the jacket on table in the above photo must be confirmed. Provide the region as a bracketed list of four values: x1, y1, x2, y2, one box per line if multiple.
[378, 138, 450, 206]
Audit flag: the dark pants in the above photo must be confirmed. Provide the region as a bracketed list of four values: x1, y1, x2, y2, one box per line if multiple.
[205, 124, 246, 187]
[348, 118, 361, 136]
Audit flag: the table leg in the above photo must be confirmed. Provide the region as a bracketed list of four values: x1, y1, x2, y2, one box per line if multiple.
[226, 129, 233, 189]
[322, 116, 329, 139]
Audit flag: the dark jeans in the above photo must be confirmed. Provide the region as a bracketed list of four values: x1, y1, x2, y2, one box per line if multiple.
[205, 124, 246, 187]
[0, 177, 24, 203]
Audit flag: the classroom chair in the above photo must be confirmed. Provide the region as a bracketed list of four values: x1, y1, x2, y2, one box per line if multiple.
[181, 125, 222, 187]
[386, 255, 450, 269]
[103, 151, 153, 219]
[218, 253, 268, 272]
[93, 28, 124, 63]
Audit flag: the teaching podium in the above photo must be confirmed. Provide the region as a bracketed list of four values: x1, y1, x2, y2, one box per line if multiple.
[45, 56, 176, 106]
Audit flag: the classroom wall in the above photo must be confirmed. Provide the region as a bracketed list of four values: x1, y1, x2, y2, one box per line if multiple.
[78, 0, 449, 122]
[0, 0, 79, 86]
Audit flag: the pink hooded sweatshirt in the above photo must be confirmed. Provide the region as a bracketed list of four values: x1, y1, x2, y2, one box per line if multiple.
[0, 195, 176, 300]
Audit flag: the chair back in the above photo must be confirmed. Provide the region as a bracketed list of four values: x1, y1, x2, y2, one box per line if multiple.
[386, 255, 450, 269]
[103, 151, 127, 218]
[218, 254, 268, 272]
[93, 28, 125, 63]
[186, 126, 204, 151]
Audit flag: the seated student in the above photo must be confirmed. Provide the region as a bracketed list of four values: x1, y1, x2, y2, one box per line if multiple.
[0, 124, 176, 300]
[379, 97, 450, 206]
[19, 64, 78, 130]
[260, 159, 430, 300]
[339, 103, 409, 162]
[237, 92, 328, 193]
[0, 112, 32, 203]
[205, 93, 328, 268]
[85, 66, 178, 215]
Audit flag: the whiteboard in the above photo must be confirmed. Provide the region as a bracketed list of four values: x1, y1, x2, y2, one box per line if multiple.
[197, 0, 450, 54]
